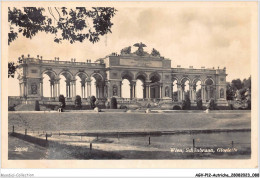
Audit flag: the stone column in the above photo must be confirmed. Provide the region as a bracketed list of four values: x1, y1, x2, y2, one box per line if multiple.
[201, 85, 206, 101]
[70, 83, 73, 98]
[119, 81, 122, 98]
[88, 81, 92, 97]
[74, 81, 76, 97]
[177, 83, 181, 102]
[57, 81, 60, 97]
[132, 81, 136, 99]
[50, 83, 52, 97]
[159, 84, 162, 99]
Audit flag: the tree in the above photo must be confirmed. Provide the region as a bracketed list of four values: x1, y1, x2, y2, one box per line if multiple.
[231, 79, 243, 90]
[196, 89, 201, 99]
[181, 94, 191, 110]
[74, 95, 82, 109]
[90, 96, 96, 109]
[110, 97, 117, 109]
[226, 82, 235, 100]
[8, 7, 117, 78]
[59, 95, 66, 108]
[8, 62, 17, 78]
[196, 98, 203, 110]
[35, 100, 40, 111]
[8, 7, 117, 45]
[207, 99, 216, 110]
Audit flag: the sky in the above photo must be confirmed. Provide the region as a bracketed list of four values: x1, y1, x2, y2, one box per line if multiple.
[8, 5, 253, 96]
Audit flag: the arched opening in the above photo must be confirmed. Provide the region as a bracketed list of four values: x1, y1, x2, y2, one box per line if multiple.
[136, 74, 146, 99]
[205, 78, 215, 101]
[59, 75, 67, 97]
[91, 73, 104, 99]
[150, 73, 160, 99]
[181, 78, 190, 101]
[90, 76, 96, 97]
[42, 74, 51, 97]
[121, 71, 133, 99]
[193, 79, 202, 101]
[172, 79, 178, 101]
[121, 79, 131, 98]
[75, 73, 88, 98]
[136, 79, 144, 99]
[42, 71, 56, 98]
[59, 71, 73, 98]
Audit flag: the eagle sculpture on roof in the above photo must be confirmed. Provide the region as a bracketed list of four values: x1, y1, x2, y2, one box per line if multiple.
[133, 42, 147, 56]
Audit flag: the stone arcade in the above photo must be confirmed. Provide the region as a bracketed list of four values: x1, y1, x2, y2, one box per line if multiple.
[16, 43, 228, 107]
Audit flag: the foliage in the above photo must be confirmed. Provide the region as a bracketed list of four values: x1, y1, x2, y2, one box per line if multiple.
[74, 95, 82, 109]
[172, 91, 178, 101]
[8, 62, 17, 78]
[110, 97, 117, 109]
[181, 94, 191, 110]
[35, 100, 40, 111]
[90, 95, 96, 109]
[8, 105, 16, 111]
[58, 95, 66, 108]
[196, 98, 203, 110]
[196, 89, 201, 99]
[207, 99, 216, 110]
[231, 79, 243, 90]
[105, 100, 110, 109]
[172, 105, 181, 110]
[8, 7, 117, 45]
[226, 76, 251, 106]
[226, 82, 235, 100]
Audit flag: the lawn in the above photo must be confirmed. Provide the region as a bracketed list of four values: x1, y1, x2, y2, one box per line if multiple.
[8, 111, 251, 134]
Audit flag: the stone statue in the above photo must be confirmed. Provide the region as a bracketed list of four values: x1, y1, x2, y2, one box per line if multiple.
[133, 42, 147, 56]
[220, 88, 224, 98]
[120, 46, 131, 55]
[151, 48, 160, 57]
[113, 85, 118, 96]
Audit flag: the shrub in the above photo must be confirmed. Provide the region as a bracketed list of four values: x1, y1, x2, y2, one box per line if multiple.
[59, 95, 66, 108]
[196, 98, 203, 110]
[181, 100, 186, 110]
[120, 105, 127, 109]
[207, 99, 216, 110]
[74, 95, 82, 109]
[8, 104, 16, 111]
[90, 96, 96, 109]
[247, 99, 251, 110]
[105, 100, 110, 109]
[181, 95, 191, 110]
[110, 97, 117, 109]
[35, 100, 40, 111]
[172, 105, 181, 110]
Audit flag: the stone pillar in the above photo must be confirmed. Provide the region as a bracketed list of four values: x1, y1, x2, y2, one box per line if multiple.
[159, 84, 162, 99]
[57, 81, 60, 97]
[177, 83, 181, 102]
[132, 81, 136, 99]
[50, 83, 52, 97]
[74, 82, 76, 98]
[189, 84, 192, 100]
[70, 83, 73, 98]
[96, 85, 98, 98]
[68, 83, 71, 98]
[119, 81, 122, 98]
[201, 85, 206, 101]
[87, 81, 92, 97]
[40, 82, 43, 97]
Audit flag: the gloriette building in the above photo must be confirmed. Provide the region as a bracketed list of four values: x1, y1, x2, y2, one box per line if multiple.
[16, 43, 228, 107]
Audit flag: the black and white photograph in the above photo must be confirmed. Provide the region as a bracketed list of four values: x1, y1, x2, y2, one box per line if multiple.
[1, 1, 258, 170]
